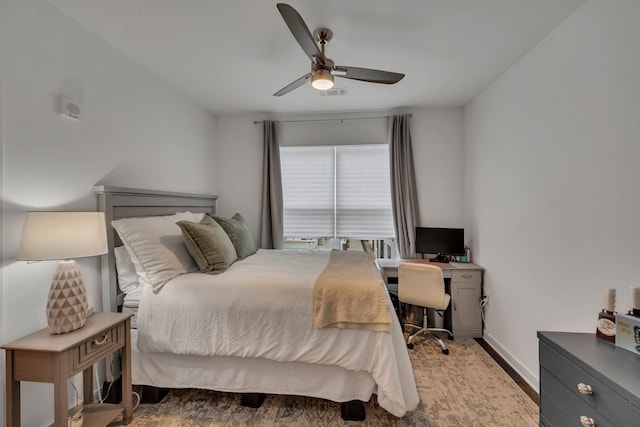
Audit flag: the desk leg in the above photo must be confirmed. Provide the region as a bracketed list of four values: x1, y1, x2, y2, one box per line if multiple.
[53, 353, 69, 427]
[121, 319, 133, 424]
[443, 278, 453, 335]
[5, 350, 20, 427]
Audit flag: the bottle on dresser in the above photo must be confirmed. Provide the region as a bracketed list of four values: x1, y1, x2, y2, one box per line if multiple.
[631, 286, 640, 318]
[596, 287, 616, 343]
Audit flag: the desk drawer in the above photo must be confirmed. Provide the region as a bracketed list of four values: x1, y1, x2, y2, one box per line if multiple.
[540, 341, 640, 426]
[73, 324, 122, 371]
[451, 270, 481, 283]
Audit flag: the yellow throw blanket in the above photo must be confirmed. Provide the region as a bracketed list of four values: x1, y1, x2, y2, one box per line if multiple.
[314, 250, 392, 333]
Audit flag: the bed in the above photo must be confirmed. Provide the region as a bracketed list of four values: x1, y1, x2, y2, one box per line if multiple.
[94, 186, 419, 420]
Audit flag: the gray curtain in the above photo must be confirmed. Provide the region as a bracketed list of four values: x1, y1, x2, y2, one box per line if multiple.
[259, 120, 284, 249]
[390, 115, 420, 259]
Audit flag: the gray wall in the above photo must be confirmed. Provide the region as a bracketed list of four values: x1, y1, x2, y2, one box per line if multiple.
[0, 1, 218, 425]
[464, 0, 640, 389]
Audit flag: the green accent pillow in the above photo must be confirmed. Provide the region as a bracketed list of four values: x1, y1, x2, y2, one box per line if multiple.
[208, 213, 257, 260]
[177, 215, 237, 274]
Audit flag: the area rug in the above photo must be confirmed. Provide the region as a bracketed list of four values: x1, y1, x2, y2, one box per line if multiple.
[115, 338, 538, 426]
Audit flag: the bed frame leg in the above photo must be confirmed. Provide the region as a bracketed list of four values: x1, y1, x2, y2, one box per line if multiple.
[101, 377, 122, 404]
[341, 400, 366, 421]
[240, 393, 266, 408]
[137, 385, 170, 404]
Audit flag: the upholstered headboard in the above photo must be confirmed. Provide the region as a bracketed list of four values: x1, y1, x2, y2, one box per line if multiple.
[94, 185, 218, 312]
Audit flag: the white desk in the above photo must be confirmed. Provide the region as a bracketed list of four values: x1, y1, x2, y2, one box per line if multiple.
[376, 259, 484, 338]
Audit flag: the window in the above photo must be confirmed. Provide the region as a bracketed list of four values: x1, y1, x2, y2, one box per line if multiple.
[280, 144, 395, 251]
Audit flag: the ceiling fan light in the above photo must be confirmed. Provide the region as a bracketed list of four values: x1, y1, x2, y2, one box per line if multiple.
[311, 69, 334, 90]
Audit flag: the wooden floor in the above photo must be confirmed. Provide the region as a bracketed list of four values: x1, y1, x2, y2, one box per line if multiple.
[475, 338, 540, 405]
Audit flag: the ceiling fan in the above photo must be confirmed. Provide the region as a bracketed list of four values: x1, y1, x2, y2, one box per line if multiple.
[273, 3, 405, 96]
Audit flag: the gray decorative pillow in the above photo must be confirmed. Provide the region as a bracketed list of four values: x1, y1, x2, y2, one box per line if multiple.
[177, 215, 238, 274]
[208, 212, 257, 260]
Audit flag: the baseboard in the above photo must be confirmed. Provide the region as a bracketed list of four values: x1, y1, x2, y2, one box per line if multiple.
[476, 336, 539, 405]
[482, 331, 539, 394]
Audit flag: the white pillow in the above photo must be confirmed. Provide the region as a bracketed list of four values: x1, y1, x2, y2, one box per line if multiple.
[114, 246, 140, 294]
[112, 212, 204, 292]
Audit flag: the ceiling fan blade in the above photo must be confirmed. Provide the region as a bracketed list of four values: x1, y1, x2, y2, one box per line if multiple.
[277, 3, 323, 62]
[336, 66, 405, 84]
[273, 73, 312, 96]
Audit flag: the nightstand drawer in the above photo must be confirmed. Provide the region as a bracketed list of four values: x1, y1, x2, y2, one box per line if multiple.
[74, 323, 122, 371]
[540, 341, 640, 426]
[451, 270, 481, 282]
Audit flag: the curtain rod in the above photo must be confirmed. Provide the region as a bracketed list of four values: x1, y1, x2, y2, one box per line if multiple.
[253, 114, 411, 125]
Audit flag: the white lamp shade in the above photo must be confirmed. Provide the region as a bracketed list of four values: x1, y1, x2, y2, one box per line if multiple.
[18, 212, 108, 261]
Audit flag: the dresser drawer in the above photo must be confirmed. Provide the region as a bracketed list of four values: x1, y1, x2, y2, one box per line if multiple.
[73, 323, 123, 371]
[539, 412, 554, 427]
[451, 269, 481, 282]
[540, 368, 615, 427]
[540, 341, 640, 426]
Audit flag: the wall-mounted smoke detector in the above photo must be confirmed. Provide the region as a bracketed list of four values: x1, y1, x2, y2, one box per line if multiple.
[58, 96, 82, 120]
[319, 87, 348, 97]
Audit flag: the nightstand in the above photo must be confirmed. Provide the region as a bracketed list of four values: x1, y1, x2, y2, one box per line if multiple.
[2, 312, 133, 427]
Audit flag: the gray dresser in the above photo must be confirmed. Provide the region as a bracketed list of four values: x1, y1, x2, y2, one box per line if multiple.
[538, 331, 640, 427]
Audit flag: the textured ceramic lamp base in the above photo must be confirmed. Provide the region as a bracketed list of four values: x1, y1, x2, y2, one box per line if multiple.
[47, 260, 89, 334]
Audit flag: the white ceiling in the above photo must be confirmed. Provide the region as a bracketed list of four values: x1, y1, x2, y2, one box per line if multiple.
[48, 0, 584, 115]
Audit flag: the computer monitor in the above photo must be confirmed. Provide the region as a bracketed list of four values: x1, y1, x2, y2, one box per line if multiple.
[415, 227, 465, 262]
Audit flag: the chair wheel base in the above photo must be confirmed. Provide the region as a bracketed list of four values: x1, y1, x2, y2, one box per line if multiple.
[407, 343, 414, 349]
[442, 348, 449, 355]
[448, 334, 454, 341]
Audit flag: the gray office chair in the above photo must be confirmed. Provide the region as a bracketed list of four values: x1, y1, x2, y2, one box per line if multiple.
[398, 263, 453, 355]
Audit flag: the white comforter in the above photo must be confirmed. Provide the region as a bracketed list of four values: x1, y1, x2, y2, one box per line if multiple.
[136, 249, 419, 417]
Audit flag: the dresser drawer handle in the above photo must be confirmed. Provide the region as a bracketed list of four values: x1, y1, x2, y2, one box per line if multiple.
[93, 334, 109, 346]
[577, 383, 593, 395]
[580, 415, 596, 427]
[461, 274, 472, 279]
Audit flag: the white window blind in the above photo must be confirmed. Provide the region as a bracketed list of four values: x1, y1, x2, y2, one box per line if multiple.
[281, 144, 395, 239]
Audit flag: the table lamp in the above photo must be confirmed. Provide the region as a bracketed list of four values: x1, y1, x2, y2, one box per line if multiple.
[17, 212, 108, 334]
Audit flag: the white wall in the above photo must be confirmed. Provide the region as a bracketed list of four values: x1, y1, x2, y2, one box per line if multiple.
[464, 0, 640, 389]
[216, 108, 465, 242]
[0, 1, 218, 426]
[411, 108, 465, 228]
[0, 79, 5, 425]
[215, 113, 266, 236]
